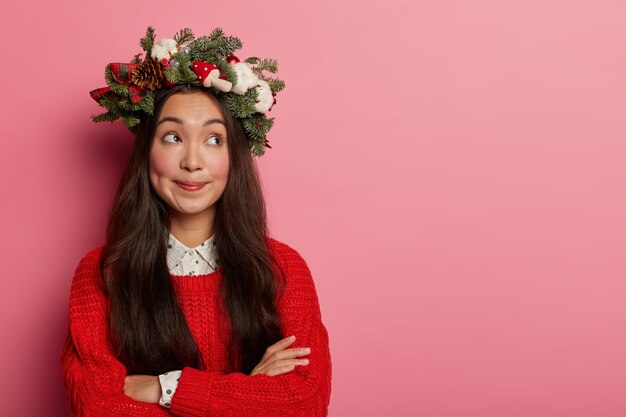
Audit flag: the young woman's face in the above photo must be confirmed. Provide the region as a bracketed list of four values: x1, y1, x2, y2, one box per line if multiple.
[149, 91, 230, 221]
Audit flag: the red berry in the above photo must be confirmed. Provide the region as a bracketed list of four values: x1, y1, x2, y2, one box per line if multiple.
[226, 55, 240, 64]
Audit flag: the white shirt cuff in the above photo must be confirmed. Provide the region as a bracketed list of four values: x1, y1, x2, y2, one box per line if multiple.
[158, 370, 182, 408]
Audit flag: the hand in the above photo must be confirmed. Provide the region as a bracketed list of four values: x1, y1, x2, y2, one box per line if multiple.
[123, 374, 162, 404]
[250, 335, 311, 377]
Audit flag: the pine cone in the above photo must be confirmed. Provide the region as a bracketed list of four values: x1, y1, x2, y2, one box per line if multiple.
[130, 59, 166, 90]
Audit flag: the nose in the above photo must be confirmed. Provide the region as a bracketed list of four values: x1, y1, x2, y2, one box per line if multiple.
[180, 142, 203, 172]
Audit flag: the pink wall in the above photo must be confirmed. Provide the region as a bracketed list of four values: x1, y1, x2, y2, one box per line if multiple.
[1, 1, 625, 416]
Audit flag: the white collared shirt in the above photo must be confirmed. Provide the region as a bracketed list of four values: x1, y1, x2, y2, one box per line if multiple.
[166, 232, 219, 276]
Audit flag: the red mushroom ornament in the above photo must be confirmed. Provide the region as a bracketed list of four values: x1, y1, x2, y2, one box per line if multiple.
[192, 61, 232, 92]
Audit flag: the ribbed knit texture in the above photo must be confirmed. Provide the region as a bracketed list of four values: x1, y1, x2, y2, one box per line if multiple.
[60, 237, 332, 416]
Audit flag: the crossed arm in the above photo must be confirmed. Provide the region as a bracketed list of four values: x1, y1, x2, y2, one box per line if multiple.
[60, 247, 332, 417]
[124, 334, 313, 404]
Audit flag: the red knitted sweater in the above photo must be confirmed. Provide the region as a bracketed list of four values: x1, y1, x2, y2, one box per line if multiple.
[60, 238, 332, 416]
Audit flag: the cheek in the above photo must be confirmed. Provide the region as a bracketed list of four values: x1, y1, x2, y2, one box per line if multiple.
[149, 148, 173, 180]
[213, 155, 230, 181]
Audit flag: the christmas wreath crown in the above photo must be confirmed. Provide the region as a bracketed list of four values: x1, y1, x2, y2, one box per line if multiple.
[90, 26, 285, 156]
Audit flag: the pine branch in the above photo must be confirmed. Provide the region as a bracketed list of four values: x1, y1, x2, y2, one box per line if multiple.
[208, 27, 224, 40]
[213, 58, 238, 85]
[250, 140, 266, 157]
[169, 52, 199, 84]
[138, 90, 155, 115]
[110, 82, 130, 97]
[98, 95, 122, 115]
[92, 111, 118, 123]
[174, 27, 195, 45]
[125, 97, 150, 113]
[116, 98, 136, 112]
[243, 114, 273, 141]
[260, 115, 274, 134]
[140, 26, 156, 54]
[254, 58, 278, 73]
[104, 65, 130, 97]
[131, 53, 143, 64]
[190, 30, 242, 61]
[205, 53, 223, 65]
[122, 115, 141, 129]
[260, 76, 285, 94]
[188, 37, 213, 62]
[225, 91, 256, 118]
[212, 35, 242, 57]
[104, 65, 117, 86]
[116, 95, 150, 114]
[165, 67, 178, 83]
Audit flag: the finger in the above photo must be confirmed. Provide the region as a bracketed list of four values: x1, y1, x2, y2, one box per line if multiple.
[262, 335, 296, 360]
[259, 345, 310, 372]
[276, 358, 310, 368]
[265, 359, 310, 377]
[252, 355, 310, 377]
[265, 358, 310, 374]
[252, 351, 308, 377]
[266, 364, 295, 377]
[268, 347, 312, 361]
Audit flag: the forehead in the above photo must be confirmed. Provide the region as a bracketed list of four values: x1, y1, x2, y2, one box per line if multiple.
[158, 91, 224, 121]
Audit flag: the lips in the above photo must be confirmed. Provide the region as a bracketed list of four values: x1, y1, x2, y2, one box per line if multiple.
[175, 181, 207, 192]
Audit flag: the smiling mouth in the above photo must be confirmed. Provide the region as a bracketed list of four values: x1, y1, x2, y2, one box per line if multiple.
[175, 181, 207, 191]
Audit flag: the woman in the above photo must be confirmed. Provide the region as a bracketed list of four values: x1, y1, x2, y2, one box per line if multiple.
[60, 27, 332, 416]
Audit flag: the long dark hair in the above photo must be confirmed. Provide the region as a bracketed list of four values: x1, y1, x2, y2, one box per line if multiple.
[100, 85, 285, 375]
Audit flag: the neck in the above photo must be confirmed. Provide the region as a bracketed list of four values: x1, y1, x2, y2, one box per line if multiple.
[168, 208, 215, 248]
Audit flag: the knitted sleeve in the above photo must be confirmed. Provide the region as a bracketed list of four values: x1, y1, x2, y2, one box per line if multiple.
[169, 241, 332, 417]
[60, 247, 169, 417]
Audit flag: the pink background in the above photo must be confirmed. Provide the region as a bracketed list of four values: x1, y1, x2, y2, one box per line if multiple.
[1, 1, 625, 416]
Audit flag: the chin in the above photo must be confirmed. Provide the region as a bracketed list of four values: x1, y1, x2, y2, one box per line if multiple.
[173, 204, 216, 216]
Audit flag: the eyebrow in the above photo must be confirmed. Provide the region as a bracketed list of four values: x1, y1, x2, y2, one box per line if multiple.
[156, 116, 226, 127]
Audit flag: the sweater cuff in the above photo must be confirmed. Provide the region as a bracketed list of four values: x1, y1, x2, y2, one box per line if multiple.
[169, 367, 214, 417]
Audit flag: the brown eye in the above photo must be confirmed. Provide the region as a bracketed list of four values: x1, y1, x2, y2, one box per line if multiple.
[163, 133, 181, 143]
[206, 135, 222, 145]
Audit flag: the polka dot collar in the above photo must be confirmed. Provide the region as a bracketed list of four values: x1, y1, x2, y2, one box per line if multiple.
[166, 232, 218, 275]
